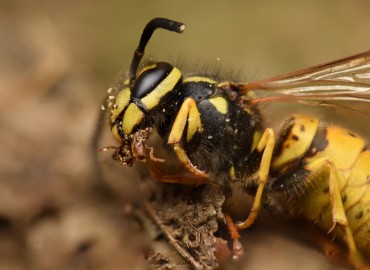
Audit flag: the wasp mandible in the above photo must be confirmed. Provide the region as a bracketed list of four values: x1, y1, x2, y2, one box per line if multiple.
[102, 18, 370, 269]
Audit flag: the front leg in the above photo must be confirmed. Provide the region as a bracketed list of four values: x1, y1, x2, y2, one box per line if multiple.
[147, 97, 208, 185]
[168, 97, 208, 178]
[237, 128, 275, 229]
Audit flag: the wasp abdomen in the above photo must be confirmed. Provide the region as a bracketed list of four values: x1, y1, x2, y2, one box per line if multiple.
[344, 149, 370, 253]
[271, 114, 370, 254]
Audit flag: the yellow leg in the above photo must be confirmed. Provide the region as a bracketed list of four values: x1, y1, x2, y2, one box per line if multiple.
[172, 143, 208, 177]
[237, 128, 275, 229]
[168, 97, 202, 144]
[305, 158, 367, 270]
[167, 97, 207, 178]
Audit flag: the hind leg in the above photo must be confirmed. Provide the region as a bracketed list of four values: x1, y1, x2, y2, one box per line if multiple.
[270, 157, 368, 269]
[304, 158, 368, 270]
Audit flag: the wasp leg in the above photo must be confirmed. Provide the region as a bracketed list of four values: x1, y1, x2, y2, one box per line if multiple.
[168, 98, 208, 178]
[305, 158, 368, 270]
[172, 143, 208, 178]
[237, 128, 275, 229]
[148, 164, 208, 185]
[224, 213, 244, 258]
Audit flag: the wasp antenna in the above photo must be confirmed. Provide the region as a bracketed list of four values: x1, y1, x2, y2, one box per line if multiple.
[129, 18, 185, 87]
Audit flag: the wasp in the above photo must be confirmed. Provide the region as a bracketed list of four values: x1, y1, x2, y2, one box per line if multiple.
[102, 18, 370, 269]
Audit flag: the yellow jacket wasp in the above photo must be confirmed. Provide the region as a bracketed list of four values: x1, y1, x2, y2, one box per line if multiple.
[102, 18, 370, 269]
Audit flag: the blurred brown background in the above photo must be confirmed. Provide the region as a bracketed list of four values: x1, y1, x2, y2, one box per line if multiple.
[1, 0, 369, 269]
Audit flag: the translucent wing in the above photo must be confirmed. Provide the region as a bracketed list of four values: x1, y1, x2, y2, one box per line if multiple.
[234, 51, 370, 113]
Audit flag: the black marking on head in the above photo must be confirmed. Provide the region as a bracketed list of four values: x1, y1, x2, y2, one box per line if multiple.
[292, 134, 299, 141]
[348, 132, 357, 138]
[300, 125, 305, 132]
[132, 62, 173, 99]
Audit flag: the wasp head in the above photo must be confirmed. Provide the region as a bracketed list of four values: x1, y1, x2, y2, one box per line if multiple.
[106, 18, 185, 166]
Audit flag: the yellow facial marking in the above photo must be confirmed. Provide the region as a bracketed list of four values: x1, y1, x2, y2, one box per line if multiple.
[122, 103, 145, 135]
[111, 88, 131, 124]
[208, 96, 228, 115]
[141, 67, 181, 110]
[183, 76, 216, 84]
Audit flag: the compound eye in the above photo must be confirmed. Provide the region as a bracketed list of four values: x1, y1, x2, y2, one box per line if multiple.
[132, 62, 173, 98]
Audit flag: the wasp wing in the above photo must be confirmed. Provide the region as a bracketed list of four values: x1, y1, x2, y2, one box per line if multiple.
[236, 51, 370, 113]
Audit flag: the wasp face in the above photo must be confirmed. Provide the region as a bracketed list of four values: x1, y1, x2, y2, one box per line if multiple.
[109, 62, 182, 164]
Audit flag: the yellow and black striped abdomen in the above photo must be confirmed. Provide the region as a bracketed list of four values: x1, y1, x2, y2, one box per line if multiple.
[271, 114, 370, 254]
